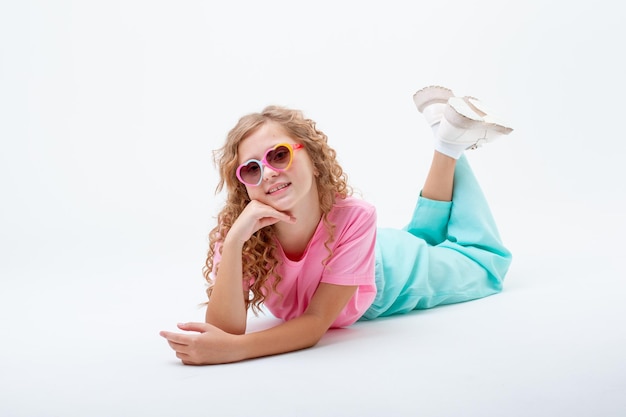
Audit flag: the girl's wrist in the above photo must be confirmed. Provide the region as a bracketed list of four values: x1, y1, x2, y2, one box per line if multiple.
[222, 233, 246, 250]
[230, 333, 250, 362]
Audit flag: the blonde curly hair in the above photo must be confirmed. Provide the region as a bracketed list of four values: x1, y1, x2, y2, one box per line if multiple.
[203, 105, 352, 314]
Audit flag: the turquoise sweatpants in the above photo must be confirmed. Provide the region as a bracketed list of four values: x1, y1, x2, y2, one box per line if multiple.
[361, 155, 512, 320]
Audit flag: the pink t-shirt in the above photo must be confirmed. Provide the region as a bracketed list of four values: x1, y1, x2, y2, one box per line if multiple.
[212, 196, 377, 328]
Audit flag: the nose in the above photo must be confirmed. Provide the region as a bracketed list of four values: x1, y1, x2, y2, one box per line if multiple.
[262, 163, 279, 181]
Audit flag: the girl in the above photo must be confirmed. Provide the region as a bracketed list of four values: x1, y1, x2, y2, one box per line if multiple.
[160, 86, 513, 365]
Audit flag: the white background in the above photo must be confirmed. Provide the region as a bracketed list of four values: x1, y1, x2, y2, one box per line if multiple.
[1, 1, 625, 416]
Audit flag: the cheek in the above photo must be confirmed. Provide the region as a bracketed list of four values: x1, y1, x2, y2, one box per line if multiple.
[244, 185, 257, 196]
[245, 185, 266, 200]
[303, 157, 318, 177]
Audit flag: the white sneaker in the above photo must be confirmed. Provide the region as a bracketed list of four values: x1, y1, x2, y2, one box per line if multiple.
[412, 85, 454, 127]
[438, 96, 513, 149]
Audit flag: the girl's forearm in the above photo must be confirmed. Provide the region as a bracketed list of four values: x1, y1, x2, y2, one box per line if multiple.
[205, 238, 248, 334]
[231, 283, 357, 362]
[234, 314, 329, 361]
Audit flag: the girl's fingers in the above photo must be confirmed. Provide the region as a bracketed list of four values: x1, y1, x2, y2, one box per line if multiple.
[280, 213, 297, 223]
[176, 351, 192, 362]
[231, 201, 297, 241]
[257, 216, 281, 229]
[160, 330, 190, 346]
[177, 322, 211, 332]
[247, 200, 294, 222]
[257, 208, 297, 226]
[167, 340, 188, 352]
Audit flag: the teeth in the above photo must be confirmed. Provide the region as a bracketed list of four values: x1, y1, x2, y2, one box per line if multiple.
[269, 183, 289, 193]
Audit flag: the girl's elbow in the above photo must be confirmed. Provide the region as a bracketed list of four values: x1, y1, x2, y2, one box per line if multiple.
[205, 308, 247, 335]
[228, 326, 247, 335]
[205, 318, 247, 335]
[305, 333, 324, 349]
[304, 320, 332, 348]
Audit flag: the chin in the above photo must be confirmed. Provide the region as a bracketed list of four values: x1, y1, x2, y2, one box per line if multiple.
[269, 201, 294, 213]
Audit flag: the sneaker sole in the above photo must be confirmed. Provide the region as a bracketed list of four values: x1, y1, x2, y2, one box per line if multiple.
[446, 97, 513, 135]
[412, 85, 454, 112]
[465, 97, 514, 134]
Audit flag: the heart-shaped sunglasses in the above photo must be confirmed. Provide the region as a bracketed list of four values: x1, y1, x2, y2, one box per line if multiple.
[236, 143, 304, 186]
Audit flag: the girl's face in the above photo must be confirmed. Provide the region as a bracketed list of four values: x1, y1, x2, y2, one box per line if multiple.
[237, 122, 319, 214]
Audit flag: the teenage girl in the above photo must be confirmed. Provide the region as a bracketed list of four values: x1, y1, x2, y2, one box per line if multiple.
[160, 86, 513, 365]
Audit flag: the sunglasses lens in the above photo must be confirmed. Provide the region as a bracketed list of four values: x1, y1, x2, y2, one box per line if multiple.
[266, 145, 292, 170]
[239, 161, 262, 185]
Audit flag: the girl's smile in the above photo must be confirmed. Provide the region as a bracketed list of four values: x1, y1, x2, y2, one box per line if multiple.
[267, 182, 291, 194]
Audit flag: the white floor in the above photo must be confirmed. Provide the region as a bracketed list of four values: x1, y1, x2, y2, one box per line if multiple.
[2, 1, 626, 416]
[2, 219, 625, 417]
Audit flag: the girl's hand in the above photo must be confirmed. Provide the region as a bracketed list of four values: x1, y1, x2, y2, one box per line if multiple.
[227, 200, 296, 244]
[159, 322, 244, 365]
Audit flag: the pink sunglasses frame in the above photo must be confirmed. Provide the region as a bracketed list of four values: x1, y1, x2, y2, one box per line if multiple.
[236, 142, 304, 186]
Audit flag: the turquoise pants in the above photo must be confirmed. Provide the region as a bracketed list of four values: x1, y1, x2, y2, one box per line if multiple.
[361, 155, 512, 320]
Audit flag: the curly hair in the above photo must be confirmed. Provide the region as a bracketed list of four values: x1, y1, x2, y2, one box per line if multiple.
[203, 105, 352, 314]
